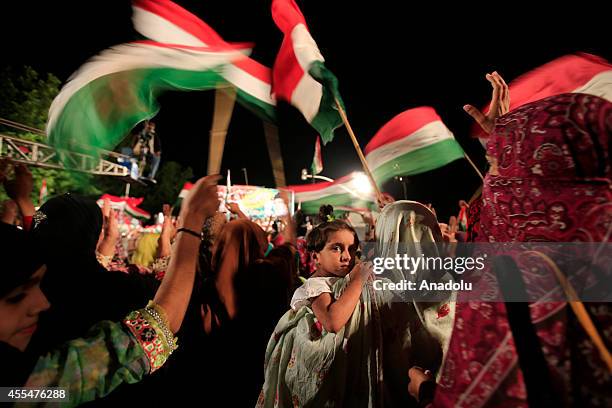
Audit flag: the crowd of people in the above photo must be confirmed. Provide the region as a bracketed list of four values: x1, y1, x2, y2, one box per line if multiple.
[0, 72, 610, 407]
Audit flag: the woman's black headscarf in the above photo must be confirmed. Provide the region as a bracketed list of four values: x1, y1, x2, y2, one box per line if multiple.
[0, 223, 45, 298]
[28, 194, 159, 354]
[31, 193, 103, 268]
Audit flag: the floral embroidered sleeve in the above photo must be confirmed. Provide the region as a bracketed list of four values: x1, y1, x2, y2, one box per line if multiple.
[24, 302, 178, 407]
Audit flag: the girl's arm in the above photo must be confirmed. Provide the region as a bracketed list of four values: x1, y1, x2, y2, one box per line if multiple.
[311, 263, 371, 333]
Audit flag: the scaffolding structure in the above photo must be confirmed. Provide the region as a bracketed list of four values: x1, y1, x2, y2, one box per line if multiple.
[0, 133, 131, 177]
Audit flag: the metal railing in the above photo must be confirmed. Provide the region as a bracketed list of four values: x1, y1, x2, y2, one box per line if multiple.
[0, 133, 130, 177]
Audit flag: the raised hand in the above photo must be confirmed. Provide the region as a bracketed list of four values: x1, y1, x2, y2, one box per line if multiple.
[3, 163, 35, 219]
[180, 175, 222, 231]
[97, 209, 120, 258]
[1, 199, 18, 224]
[4, 163, 34, 203]
[463, 71, 510, 134]
[160, 204, 177, 243]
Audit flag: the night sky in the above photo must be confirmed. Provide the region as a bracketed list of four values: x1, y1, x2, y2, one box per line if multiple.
[2, 1, 610, 219]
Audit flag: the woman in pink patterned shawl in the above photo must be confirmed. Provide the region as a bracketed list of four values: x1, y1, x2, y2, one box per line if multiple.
[434, 93, 612, 407]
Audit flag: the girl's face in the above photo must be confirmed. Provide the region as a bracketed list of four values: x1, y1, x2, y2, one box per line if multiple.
[0, 266, 50, 351]
[313, 230, 357, 277]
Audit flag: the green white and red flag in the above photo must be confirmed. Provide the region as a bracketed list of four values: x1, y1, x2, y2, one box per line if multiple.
[132, 0, 277, 123]
[38, 179, 48, 206]
[287, 172, 376, 215]
[47, 40, 246, 154]
[472, 53, 612, 139]
[311, 135, 323, 175]
[271, 0, 345, 144]
[365, 107, 464, 185]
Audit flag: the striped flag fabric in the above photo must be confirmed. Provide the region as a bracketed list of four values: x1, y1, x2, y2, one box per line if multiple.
[271, 0, 344, 144]
[311, 135, 323, 175]
[174, 181, 194, 208]
[472, 53, 612, 138]
[458, 204, 468, 232]
[365, 107, 465, 185]
[132, 0, 277, 123]
[38, 179, 48, 206]
[98, 194, 151, 220]
[47, 40, 245, 154]
[178, 182, 194, 200]
[287, 172, 377, 215]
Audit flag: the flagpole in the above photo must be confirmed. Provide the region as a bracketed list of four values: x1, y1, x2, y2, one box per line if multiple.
[463, 151, 484, 181]
[334, 98, 383, 203]
[468, 185, 483, 205]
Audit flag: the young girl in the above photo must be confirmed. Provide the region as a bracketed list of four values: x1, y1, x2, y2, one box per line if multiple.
[259, 218, 448, 407]
[291, 220, 371, 333]
[258, 220, 410, 407]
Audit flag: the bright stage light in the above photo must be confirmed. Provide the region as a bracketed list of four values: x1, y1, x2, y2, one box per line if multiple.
[351, 172, 372, 195]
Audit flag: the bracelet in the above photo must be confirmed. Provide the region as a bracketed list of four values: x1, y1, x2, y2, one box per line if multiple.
[144, 301, 177, 353]
[176, 227, 202, 240]
[123, 300, 178, 373]
[95, 251, 113, 268]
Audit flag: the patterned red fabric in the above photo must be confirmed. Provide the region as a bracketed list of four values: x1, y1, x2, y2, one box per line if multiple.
[435, 94, 612, 407]
[465, 199, 482, 243]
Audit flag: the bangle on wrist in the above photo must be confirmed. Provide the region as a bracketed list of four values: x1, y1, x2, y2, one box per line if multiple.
[176, 227, 203, 240]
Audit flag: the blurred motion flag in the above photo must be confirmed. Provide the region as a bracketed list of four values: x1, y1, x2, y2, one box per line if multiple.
[132, 0, 277, 123]
[38, 179, 48, 206]
[458, 205, 468, 231]
[47, 40, 246, 154]
[271, 0, 345, 144]
[287, 173, 376, 215]
[311, 135, 323, 175]
[365, 107, 464, 185]
[98, 194, 151, 220]
[178, 181, 194, 200]
[472, 53, 612, 138]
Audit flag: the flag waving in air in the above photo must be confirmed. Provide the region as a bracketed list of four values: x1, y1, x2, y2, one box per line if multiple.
[365, 107, 465, 185]
[311, 135, 323, 175]
[38, 179, 48, 206]
[471, 53, 612, 138]
[132, 0, 277, 123]
[271, 0, 345, 144]
[287, 173, 377, 215]
[47, 40, 246, 154]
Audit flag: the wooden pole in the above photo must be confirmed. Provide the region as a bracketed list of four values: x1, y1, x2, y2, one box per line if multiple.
[468, 185, 483, 206]
[262, 122, 287, 187]
[333, 98, 383, 202]
[463, 151, 484, 181]
[526, 251, 612, 372]
[208, 87, 237, 176]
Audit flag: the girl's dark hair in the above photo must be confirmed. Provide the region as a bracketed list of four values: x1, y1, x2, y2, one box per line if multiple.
[318, 204, 334, 224]
[1, 223, 45, 298]
[306, 219, 359, 253]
